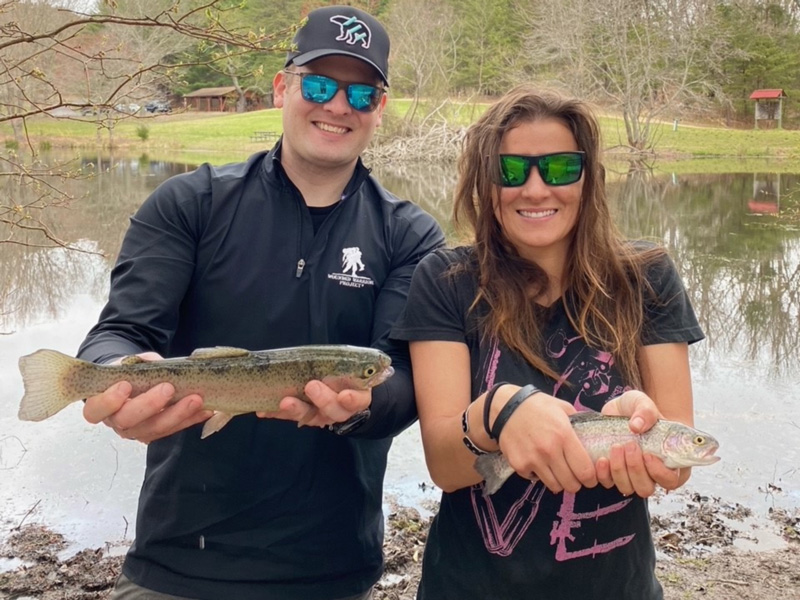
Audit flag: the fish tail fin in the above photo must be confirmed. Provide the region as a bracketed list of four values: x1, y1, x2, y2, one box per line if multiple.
[474, 452, 515, 497]
[18, 349, 85, 421]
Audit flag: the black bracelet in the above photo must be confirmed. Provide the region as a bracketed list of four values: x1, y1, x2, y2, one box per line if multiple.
[490, 384, 540, 441]
[482, 382, 508, 438]
[461, 403, 490, 456]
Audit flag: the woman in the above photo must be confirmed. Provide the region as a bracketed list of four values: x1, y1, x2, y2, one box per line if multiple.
[391, 86, 704, 599]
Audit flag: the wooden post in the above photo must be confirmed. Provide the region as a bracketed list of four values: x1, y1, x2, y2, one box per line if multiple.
[778, 98, 783, 130]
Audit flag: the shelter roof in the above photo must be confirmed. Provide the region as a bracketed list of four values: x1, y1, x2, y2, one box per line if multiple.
[749, 89, 786, 100]
[183, 87, 237, 98]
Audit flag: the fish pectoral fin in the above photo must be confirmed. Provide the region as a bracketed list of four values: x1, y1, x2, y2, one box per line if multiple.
[200, 411, 245, 438]
[189, 346, 251, 360]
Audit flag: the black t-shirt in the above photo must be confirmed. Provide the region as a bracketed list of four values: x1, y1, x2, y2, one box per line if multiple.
[392, 246, 704, 600]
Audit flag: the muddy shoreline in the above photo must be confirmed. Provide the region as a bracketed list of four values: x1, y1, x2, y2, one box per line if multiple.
[1, 490, 797, 600]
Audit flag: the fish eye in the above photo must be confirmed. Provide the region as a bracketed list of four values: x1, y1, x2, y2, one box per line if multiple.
[363, 366, 377, 377]
[694, 436, 705, 445]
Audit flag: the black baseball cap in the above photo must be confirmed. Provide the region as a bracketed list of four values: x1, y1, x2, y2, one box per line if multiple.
[284, 6, 390, 85]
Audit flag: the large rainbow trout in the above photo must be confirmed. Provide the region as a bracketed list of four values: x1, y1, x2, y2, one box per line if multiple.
[18, 345, 393, 438]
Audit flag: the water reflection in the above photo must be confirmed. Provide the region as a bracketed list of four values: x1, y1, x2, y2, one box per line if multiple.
[0, 243, 103, 333]
[3, 156, 800, 375]
[748, 172, 782, 215]
[1, 155, 799, 553]
[3, 158, 800, 371]
[609, 170, 800, 377]
[1, 154, 197, 332]
[375, 161, 459, 240]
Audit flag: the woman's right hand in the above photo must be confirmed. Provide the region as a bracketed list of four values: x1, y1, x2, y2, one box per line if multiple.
[493, 385, 598, 494]
[82, 353, 212, 444]
[596, 390, 683, 497]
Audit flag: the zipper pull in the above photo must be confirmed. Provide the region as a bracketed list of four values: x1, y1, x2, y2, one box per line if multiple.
[295, 258, 306, 278]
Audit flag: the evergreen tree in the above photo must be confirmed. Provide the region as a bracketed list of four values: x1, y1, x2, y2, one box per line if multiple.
[716, 1, 800, 123]
[447, 0, 527, 95]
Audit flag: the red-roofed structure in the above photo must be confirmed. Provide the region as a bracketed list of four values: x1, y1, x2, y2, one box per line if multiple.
[749, 89, 786, 129]
[749, 89, 786, 100]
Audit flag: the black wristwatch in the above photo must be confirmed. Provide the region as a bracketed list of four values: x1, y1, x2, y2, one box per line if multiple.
[327, 409, 371, 435]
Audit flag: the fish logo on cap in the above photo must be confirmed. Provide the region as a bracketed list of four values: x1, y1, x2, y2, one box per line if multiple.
[330, 15, 371, 49]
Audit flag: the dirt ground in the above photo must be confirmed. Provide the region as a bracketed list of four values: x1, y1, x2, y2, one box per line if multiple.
[1, 493, 798, 600]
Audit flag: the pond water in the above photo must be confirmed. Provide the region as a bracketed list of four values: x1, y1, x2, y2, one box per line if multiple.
[1, 153, 799, 559]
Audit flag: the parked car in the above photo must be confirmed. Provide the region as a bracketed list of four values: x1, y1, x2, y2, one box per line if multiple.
[115, 103, 141, 114]
[145, 100, 171, 113]
[80, 105, 111, 117]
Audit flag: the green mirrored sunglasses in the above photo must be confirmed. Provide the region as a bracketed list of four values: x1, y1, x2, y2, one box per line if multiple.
[499, 152, 585, 187]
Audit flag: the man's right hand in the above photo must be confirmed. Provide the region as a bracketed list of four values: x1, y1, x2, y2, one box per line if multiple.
[82, 352, 213, 444]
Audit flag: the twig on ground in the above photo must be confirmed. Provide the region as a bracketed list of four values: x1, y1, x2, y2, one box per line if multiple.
[12, 498, 41, 531]
[108, 442, 119, 491]
[0, 435, 28, 469]
[707, 578, 749, 586]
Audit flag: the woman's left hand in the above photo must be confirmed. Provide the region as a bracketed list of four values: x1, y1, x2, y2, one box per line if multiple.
[595, 390, 681, 497]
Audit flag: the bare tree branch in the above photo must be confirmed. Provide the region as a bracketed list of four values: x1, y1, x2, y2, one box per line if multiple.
[519, 0, 729, 151]
[1, 0, 292, 250]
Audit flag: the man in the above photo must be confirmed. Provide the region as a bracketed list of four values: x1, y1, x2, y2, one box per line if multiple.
[78, 6, 445, 600]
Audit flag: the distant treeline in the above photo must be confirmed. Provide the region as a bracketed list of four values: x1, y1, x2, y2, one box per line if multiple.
[167, 0, 800, 130]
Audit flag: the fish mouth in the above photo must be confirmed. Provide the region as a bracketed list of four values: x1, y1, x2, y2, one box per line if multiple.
[702, 448, 721, 464]
[695, 446, 721, 465]
[368, 366, 394, 387]
[670, 453, 720, 468]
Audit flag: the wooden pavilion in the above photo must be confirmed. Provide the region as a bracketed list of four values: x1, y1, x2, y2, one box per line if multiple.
[183, 87, 267, 112]
[749, 89, 787, 129]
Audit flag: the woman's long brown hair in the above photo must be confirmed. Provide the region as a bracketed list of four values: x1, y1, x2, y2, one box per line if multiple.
[453, 85, 663, 387]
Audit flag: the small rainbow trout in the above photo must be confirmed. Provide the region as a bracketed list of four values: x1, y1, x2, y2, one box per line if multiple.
[474, 412, 720, 496]
[18, 345, 393, 438]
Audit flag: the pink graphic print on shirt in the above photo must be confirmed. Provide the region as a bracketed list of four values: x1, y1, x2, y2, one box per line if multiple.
[471, 331, 633, 560]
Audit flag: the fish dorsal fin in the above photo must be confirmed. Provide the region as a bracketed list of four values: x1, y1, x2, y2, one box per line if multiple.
[120, 355, 148, 365]
[189, 346, 250, 360]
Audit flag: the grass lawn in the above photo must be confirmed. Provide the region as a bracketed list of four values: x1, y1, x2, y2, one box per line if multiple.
[3, 98, 800, 168]
[13, 109, 284, 155]
[644, 122, 800, 159]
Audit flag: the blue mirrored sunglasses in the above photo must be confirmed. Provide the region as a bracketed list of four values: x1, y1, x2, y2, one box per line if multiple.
[499, 152, 585, 187]
[284, 71, 384, 113]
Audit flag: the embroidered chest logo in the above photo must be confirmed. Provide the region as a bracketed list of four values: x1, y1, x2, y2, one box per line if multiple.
[328, 247, 375, 289]
[330, 15, 371, 48]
